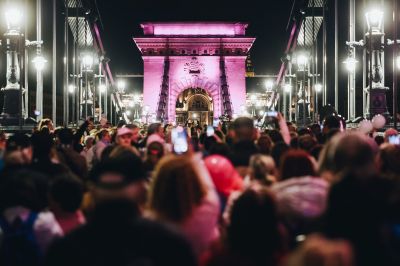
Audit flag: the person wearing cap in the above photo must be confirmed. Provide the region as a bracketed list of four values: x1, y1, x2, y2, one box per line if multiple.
[80, 135, 95, 158]
[116, 127, 133, 147]
[125, 124, 141, 147]
[146, 123, 165, 147]
[85, 150, 148, 214]
[3, 133, 33, 168]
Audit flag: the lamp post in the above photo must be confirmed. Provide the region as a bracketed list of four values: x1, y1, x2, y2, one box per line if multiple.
[283, 83, 291, 120]
[81, 53, 94, 119]
[365, 9, 389, 119]
[296, 53, 310, 126]
[264, 79, 274, 115]
[1, 7, 24, 126]
[250, 94, 257, 117]
[117, 80, 126, 94]
[99, 84, 106, 119]
[133, 94, 141, 121]
[142, 105, 150, 124]
[315, 83, 322, 122]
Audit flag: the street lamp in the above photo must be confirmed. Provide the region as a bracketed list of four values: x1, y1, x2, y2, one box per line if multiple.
[80, 52, 95, 120]
[364, 8, 389, 119]
[68, 85, 75, 94]
[142, 104, 150, 124]
[240, 104, 246, 116]
[250, 94, 257, 117]
[82, 54, 94, 70]
[265, 80, 274, 91]
[1, 7, 24, 126]
[32, 55, 47, 71]
[117, 80, 126, 93]
[5, 8, 22, 29]
[295, 52, 310, 126]
[343, 57, 358, 72]
[365, 10, 383, 31]
[99, 84, 106, 93]
[131, 94, 141, 120]
[296, 53, 308, 71]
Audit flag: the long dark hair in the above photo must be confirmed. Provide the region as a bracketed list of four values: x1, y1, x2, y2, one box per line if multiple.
[227, 188, 282, 264]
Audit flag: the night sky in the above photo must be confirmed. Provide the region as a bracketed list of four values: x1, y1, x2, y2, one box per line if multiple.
[96, 0, 294, 76]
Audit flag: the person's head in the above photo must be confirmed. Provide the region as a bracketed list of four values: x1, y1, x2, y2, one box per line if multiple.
[318, 132, 378, 183]
[146, 141, 164, 165]
[279, 149, 316, 180]
[298, 134, 318, 152]
[271, 141, 290, 168]
[267, 129, 284, 143]
[49, 173, 84, 213]
[149, 155, 207, 223]
[324, 173, 390, 265]
[203, 136, 217, 152]
[89, 150, 146, 206]
[84, 136, 95, 149]
[38, 118, 54, 132]
[323, 115, 341, 134]
[0, 168, 48, 212]
[227, 188, 281, 263]
[297, 127, 313, 137]
[116, 127, 133, 147]
[249, 154, 277, 186]
[4, 133, 32, 166]
[376, 144, 400, 178]
[31, 130, 54, 159]
[148, 123, 164, 138]
[208, 142, 231, 158]
[374, 135, 385, 146]
[125, 124, 140, 144]
[56, 127, 74, 145]
[285, 234, 354, 266]
[256, 134, 273, 155]
[310, 123, 322, 136]
[98, 129, 111, 143]
[232, 117, 255, 142]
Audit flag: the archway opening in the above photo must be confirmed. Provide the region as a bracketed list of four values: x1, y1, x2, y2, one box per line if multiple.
[175, 88, 213, 126]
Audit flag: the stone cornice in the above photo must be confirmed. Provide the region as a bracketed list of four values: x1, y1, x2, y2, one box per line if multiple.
[134, 37, 255, 56]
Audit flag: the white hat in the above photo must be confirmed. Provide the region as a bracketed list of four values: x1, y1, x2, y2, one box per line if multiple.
[117, 127, 133, 137]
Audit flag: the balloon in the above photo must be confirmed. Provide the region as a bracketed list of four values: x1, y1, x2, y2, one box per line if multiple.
[358, 119, 373, 133]
[204, 155, 243, 197]
[371, 114, 386, 129]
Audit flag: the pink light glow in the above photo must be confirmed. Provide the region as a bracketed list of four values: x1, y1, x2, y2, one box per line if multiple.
[141, 22, 247, 36]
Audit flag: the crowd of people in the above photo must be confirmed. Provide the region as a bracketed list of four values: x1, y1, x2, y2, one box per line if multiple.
[0, 113, 400, 266]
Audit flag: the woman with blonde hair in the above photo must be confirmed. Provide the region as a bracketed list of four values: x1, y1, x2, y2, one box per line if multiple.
[148, 154, 220, 257]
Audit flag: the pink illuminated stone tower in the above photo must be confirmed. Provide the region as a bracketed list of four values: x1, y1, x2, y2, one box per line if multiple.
[134, 22, 255, 123]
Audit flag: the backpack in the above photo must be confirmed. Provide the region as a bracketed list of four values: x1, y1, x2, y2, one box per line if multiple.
[0, 212, 42, 266]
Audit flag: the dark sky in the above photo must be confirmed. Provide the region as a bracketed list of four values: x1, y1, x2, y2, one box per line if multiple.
[96, 0, 294, 75]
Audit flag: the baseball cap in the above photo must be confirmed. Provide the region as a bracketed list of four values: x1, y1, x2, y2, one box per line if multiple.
[117, 127, 133, 137]
[89, 153, 145, 189]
